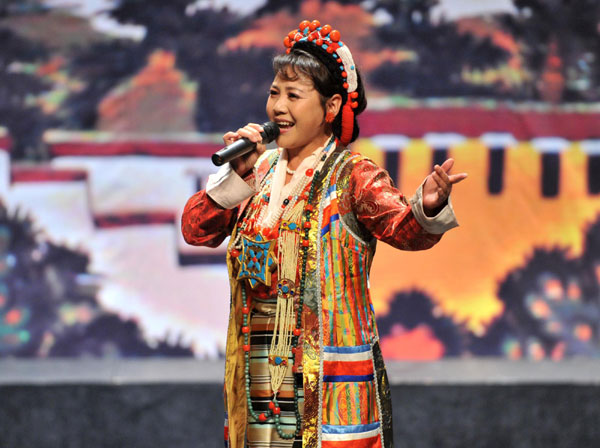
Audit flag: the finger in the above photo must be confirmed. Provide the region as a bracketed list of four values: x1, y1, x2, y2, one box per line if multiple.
[433, 174, 452, 200]
[440, 158, 454, 173]
[247, 124, 266, 146]
[222, 131, 240, 145]
[249, 124, 269, 148]
[434, 164, 451, 185]
[236, 129, 259, 143]
[448, 172, 468, 184]
[246, 123, 264, 134]
[432, 171, 450, 194]
[237, 126, 262, 143]
[437, 187, 446, 200]
[431, 171, 444, 189]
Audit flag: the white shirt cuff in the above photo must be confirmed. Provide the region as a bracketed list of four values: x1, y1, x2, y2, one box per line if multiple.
[409, 180, 459, 234]
[206, 163, 257, 209]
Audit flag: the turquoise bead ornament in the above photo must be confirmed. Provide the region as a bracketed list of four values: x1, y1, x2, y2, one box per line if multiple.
[235, 234, 276, 288]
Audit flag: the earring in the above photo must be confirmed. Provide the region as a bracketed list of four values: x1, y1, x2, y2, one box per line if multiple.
[325, 112, 335, 124]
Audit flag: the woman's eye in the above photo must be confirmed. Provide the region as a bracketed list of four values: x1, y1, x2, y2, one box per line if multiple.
[269, 90, 278, 96]
[288, 93, 299, 99]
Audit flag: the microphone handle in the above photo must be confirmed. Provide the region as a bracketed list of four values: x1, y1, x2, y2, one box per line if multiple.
[211, 138, 256, 166]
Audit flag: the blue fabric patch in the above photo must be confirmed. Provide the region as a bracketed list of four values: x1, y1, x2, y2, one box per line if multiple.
[322, 422, 380, 434]
[323, 344, 370, 353]
[323, 374, 374, 383]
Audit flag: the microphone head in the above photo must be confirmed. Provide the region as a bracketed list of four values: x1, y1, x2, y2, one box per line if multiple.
[261, 121, 280, 143]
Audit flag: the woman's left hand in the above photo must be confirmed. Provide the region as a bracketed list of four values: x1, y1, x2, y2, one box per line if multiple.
[422, 158, 468, 216]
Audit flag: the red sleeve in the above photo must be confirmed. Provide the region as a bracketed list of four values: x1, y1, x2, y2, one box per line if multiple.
[181, 190, 238, 247]
[348, 158, 442, 251]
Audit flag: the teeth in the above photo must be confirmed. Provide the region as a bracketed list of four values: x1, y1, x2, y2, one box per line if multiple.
[277, 122, 294, 127]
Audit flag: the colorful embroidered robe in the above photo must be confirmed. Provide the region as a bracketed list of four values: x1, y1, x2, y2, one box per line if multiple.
[182, 145, 457, 448]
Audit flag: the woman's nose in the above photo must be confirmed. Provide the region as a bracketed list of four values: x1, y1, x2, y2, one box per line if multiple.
[272, 97, 287, 115]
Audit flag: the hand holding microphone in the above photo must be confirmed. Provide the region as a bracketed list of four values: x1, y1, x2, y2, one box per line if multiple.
[213, 122, 280, 176]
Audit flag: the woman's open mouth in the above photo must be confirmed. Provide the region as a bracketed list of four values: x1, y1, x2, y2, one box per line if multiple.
[277, 121, 295, 132]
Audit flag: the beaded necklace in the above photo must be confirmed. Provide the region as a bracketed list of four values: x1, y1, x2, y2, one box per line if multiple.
[229, 162, 278, 255]
[234, 137, 334, 440]
[230, 137, 334, 253]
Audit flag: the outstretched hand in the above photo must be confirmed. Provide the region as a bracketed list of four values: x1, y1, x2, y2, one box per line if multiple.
[422, 158, 467, 216]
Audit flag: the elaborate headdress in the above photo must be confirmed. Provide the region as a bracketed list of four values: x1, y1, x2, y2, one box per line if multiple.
[283, 20, 360, 146]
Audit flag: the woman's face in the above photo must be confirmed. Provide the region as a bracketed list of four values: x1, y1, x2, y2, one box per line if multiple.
[266, 68, 329, 154]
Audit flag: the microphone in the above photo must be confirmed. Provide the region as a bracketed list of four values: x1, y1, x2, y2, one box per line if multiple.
[211, 121, 280, 166]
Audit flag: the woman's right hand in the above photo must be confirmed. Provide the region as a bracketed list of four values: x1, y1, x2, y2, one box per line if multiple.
[223, 123, 267, 177]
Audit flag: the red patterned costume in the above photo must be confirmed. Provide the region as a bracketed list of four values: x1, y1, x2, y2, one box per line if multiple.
[182, 154, 454, 251]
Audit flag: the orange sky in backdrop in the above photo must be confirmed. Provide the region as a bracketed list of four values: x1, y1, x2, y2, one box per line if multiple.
[354, 138, 600, 334]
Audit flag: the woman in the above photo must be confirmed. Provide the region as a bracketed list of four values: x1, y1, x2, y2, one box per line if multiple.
[182, 19, 467, 448]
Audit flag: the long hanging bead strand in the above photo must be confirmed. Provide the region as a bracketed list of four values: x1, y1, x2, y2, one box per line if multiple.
[242, 166, 323, 440]
[241, 287, 256, 419]
[272, 167, 322, 439]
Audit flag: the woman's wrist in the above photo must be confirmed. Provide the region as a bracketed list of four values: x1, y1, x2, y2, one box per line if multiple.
[424, 200, 447, 217]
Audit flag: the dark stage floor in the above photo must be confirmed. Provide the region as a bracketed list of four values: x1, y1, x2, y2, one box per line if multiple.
[1, 359, 599, 448]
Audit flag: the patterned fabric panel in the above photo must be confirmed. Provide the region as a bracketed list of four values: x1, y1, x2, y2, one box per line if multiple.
[321, 345, 379, 427]
[246, 310, 303, 448]
[256, 149, 280, 180]
[322, 422, 383, 448]
[323, 344, 374, 382]
[320, 234, 374, 346]
[320, 184, 341, 238]
[320, 199, 376, 347]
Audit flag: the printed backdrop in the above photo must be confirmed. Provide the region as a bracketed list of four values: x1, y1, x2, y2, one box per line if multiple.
[1, 0, 599, 360]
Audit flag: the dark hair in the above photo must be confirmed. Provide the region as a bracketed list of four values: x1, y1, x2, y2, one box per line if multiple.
[272, 42, 367, 144]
